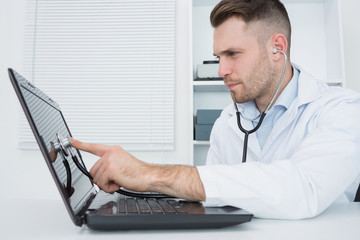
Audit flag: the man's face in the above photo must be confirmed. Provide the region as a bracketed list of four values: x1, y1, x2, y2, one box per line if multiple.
[213, 17, 277, 108]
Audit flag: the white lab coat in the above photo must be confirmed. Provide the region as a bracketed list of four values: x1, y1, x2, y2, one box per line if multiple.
[197, 66, 360, 219]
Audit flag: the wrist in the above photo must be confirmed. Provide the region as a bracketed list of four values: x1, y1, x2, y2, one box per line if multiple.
[144, 164, 170, 192]
[144, 164, 206, 201]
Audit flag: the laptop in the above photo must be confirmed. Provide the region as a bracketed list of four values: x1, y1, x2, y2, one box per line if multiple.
[8, 68, 253, 230]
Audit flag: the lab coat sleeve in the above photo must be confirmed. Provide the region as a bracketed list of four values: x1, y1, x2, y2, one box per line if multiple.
[205, 116, 222, 165]
[197, 94, 360, 219]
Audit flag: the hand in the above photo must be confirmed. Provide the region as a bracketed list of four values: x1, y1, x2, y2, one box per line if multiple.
[71, 138, 151, 193]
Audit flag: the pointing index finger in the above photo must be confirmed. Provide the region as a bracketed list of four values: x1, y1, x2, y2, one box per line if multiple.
[70, 138, 110, 157]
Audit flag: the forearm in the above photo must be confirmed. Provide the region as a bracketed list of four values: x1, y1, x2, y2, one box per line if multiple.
[72, 139, 206, 201]
[146, 164, 206, 201]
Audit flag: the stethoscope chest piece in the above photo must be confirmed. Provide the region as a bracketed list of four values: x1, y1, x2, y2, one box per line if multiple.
[51, 133, 73, 157]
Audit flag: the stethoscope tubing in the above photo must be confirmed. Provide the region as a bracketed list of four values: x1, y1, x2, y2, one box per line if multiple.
[234, 50, 288, 163]
[236, 111, 266, 163]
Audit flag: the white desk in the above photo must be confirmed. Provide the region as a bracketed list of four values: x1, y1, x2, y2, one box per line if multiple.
[1, 198, 359, 240]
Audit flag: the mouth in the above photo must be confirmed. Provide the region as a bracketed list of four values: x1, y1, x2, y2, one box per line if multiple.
[226, 83, 240, 90]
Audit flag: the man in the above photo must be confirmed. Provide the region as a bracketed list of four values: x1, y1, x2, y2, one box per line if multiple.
[72, 0, 360, 219]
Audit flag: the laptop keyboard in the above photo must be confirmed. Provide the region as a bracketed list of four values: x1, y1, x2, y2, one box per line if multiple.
[120, 197, 186, 214]
[89, 191, 188, 215]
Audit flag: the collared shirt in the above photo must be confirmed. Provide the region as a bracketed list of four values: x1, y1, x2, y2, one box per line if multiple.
[238, 66, 299, 149]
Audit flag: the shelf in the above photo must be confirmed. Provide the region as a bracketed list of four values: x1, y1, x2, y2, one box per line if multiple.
[326, 82, 342, 87]
[193, 81, 228, 92]
[193, 140, 210, 146]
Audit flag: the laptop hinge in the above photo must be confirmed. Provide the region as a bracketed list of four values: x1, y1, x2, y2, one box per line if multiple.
[77, 191, 97, 225]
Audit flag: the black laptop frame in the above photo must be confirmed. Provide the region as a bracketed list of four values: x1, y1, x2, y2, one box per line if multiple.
[8, 68, 95, 226]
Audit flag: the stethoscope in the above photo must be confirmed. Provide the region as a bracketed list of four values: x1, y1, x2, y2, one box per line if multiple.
[51, 133, 93, 195]
[234, 47, 288, 163]
[51, 133, 174, 198]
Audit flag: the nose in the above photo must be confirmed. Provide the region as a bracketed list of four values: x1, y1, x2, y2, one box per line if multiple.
[218, 58, 231, 79]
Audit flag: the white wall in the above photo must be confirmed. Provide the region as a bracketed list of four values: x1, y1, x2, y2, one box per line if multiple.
[340, 0, 360, 92]
[0, 0, 42, 200]
[0, 0, 192, 200]
[1, 0, 359, 201]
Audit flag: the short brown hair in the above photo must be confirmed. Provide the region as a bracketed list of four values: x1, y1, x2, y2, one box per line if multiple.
[210, 0, 291, 51]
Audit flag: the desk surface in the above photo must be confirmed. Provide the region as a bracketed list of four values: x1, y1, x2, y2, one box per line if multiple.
[1, 198, 359, 240]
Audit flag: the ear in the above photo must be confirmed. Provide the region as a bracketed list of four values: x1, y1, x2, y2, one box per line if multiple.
[271, 33, 288, 60]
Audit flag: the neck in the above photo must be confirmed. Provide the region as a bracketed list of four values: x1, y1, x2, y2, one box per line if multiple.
[256, 61, 293, 113]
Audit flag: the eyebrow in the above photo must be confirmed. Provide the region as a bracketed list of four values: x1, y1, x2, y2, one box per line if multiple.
[213, 48, 243, 56]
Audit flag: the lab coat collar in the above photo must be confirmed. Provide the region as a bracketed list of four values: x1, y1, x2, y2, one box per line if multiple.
[294, 63, 325, 106]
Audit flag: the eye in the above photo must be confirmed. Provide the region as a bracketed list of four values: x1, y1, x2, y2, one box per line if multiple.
[214, 56, 220, 61]
[229, 51, 238, 57]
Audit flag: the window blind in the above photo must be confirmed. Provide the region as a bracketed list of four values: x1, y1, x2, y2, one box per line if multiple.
[21, 0, 175, 151]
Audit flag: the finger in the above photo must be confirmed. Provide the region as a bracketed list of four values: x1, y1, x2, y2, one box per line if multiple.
[89, 157, 104, 179]
[89, 155, 121, 193]
[92, 162, 120, 193]
[97, 181, 120, 194]
[92, 160, 107, 185]
[105, 184, 121, 194]
[71, 138, 110, 157]
[49, 148, 57, 162]
[96, 167, 121, 194]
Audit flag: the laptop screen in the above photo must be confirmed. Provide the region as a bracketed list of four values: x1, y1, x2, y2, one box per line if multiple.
[18, 79, 94, 214]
